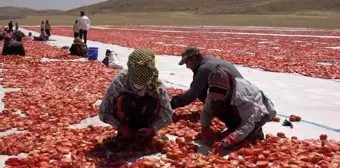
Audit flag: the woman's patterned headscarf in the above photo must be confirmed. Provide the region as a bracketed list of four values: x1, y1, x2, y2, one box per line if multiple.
[127, 48, 159, 94]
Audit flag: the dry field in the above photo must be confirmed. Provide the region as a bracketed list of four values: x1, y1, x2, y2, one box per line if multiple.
[1, 12, 340, 29]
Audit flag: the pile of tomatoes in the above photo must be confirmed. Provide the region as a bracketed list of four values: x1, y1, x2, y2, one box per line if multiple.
[290, 115, 302, 122]
[0, 60, 118, 133]
[0, 32, 339, 168]
[23, 26, 340, 79]
[0, 37, 77, 60]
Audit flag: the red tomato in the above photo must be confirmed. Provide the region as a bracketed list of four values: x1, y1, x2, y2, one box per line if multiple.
[319, 134, 328, 140]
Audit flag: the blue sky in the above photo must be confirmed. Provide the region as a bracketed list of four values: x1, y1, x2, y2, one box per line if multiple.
[0, 0, 107, 10]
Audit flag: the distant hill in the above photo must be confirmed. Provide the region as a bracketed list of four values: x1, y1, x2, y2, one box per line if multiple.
[1, 0, 340, 21]
[0, 6, 62, 20]
[65, 0, 340, 15]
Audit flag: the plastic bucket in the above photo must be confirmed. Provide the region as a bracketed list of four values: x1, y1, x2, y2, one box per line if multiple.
[88, 47, 99, 60]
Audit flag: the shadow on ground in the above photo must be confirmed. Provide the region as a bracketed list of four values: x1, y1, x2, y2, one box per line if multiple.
[87, 136, 161, 168]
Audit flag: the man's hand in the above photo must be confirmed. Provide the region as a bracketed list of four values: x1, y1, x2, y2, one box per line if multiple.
[212, 133, 236, 155]
[170, 97, 179, 109]
[212, 141, 229, 155]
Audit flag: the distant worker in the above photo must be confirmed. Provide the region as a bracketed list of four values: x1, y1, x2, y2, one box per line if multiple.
[15, 22, 19, 31]
[77, 11, 91, 44]
[2, 37, 25, 56]
[73, 20, 79, 38]
[33, 28, 49, 41]
[40, 21, 45, 31]
[102, 49, 124, 69]
[12, 30, 25, 42]
[8, 21, 13, 32]
[45, 20, 51, 36]
[69, 37, 88, 58]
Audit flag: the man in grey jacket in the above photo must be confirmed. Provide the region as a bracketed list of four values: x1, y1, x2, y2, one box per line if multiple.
[170, 47, 243, 109]
[201, 65, 277, 156]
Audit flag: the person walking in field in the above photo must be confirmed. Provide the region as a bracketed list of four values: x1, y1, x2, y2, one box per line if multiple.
[77, 11, 91, 44]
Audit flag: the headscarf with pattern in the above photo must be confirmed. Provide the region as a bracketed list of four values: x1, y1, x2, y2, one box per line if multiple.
[127, 48, 159, 94]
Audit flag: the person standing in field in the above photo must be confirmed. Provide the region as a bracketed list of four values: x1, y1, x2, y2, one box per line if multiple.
[40, 21, 45, 31]
[73, 20, 79, 38]
[45, 20, 51, 36]
[15, 22, 19, 31]
[8, 21, 13, 32]
[77, 11, 91, 44]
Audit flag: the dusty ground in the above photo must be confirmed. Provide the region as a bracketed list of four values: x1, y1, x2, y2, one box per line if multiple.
[1, 12, 340, 29]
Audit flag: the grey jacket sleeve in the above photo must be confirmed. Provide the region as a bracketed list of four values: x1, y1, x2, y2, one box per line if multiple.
[98, 75, 124, 129]
[151, 82, 173, 131]
[200, 97, 214, 128]
[172, 69, 210, 108]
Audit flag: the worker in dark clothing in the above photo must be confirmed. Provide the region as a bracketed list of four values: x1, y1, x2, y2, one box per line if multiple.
[12, 31, 25, 42]
[69, 37, 88, 58]
[170, 47, 243, 109]
[15, 22, 19, 31]
[2, 37, 25, 56]
[8, 21, 13, 32]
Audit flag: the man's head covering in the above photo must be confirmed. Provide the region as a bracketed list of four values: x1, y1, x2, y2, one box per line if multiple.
[178, 47, 201, 65]
[127, 48, 159, 93]
[208, 65, 236, 100]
